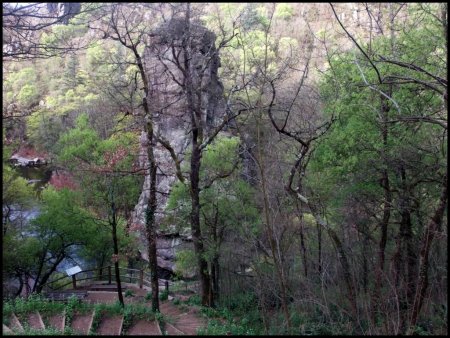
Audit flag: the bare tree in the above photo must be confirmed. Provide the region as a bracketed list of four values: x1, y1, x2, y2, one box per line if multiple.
[2, 3, 103, 60]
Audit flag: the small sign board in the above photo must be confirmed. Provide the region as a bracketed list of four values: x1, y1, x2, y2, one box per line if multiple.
[65, 265, 82, 277]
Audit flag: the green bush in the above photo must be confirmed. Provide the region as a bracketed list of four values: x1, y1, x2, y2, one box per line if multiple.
[186, 295, 201, 306]
[159, 289, 169, 301]
[124, 289, 135, 298]
[144, 292, 152, 301]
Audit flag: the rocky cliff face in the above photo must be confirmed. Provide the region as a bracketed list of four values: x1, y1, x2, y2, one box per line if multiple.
[131, 18, 227, 278]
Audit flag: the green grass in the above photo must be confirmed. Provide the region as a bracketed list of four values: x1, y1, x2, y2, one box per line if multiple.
[18, 327, 65, 336]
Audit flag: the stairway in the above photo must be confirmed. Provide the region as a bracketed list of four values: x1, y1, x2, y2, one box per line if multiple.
[159, 301, 206, 335]
[3, 297, 205, 335]
[126, 318, 162, 335]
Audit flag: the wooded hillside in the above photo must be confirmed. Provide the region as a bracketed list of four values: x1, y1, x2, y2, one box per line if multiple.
[2, 3, 447, 335]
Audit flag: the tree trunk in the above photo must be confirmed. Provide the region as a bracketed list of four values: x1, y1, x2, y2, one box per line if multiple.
[317, 220, 322, 276]
[212, 254, 220, 302]
[190, 142, 212, 307]
[134, 39, 160, 312]
[295, 193, 358, 322]
[256, 123, 291, 330]
[36, 254, 66, 293]
[408, 175, 447, 334]
[143, 107, 159, 312]
[15, 273, 24, 298]
[296, 203, 308, 277]
[182, 2, 212, 308]
[372, 89, 392, 323]
[111, 201, 124, 307]
[393, 166, 416, 334]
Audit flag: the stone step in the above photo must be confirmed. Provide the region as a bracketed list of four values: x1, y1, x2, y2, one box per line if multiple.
[96, 315, 123, 335]
[3, 324, 13, 334]
[164, 322, 185, 335]
[45, 310, 65, 332]
[89, 284, 128, 292]
[9, 313, 24, 333]
[160, 301, 185, 318]
[126, 319, 162, 335]
[26, 311, 45, 330]
[70, 311, 94, 335]
[172, 313, 205, 336]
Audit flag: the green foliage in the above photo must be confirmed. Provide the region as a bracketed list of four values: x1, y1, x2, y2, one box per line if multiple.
[26, 109, 66, 153]
[185, 295, 201, 306]
[3, 67, 40, 107]
[3, 294, 66, 320]
[124, 289, 135, 297]
[144, 292, 152, 301]
[274, 3, 294, 20]
[18, 84, 40, 107]
[198, 318, 259, 335]
[168, 136, 260, 276]
[174, 249, 197, 278]
[2, 158, 34, 211]
[56, 114, 142, 266]
[18, 327, 65, 336]
[159, 289, 169, 301]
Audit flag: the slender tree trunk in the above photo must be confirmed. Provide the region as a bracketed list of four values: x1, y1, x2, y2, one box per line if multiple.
[211, 254, 220, 302]
[372, 89, 392, 323]
[295, 194, 358, 322]
[182, 2, 212, 307]
[393, 166, 416, 334]
[32, 246, 48, 292]
[15, 273, 24, 298]
[296, 203, 308, 277]
[326, 225, 358, 321]
[256, 118, 291, 330]
[134, 40, 160, 312]
[317, 220, 322, 276]
[111, 200, 124, 307]
[190, 141, 212, 306]
[36, 254, 66, 293]
[144, 110, 159, 312]
[362, 233, 369, 294]
[408, 175, 447, 334]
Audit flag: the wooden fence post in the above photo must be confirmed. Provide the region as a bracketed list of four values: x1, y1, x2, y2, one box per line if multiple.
[165, 280, 169, 293]
[72, 275, 77, 289]
[108, 266, 112, 285]
[139, 270, 143, 289]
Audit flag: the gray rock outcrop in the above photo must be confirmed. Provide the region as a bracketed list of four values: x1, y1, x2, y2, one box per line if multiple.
[131, 18, 227, 278]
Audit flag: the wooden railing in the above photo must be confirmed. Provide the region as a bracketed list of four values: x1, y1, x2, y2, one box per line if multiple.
[40, 266, 167, 293]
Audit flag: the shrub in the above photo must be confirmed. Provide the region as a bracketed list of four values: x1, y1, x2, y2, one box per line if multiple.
[159, 290, 169, 301]
[124, 289, 135, 298]
[144, 292, 152, 301]
[186, 295, 201, 306]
